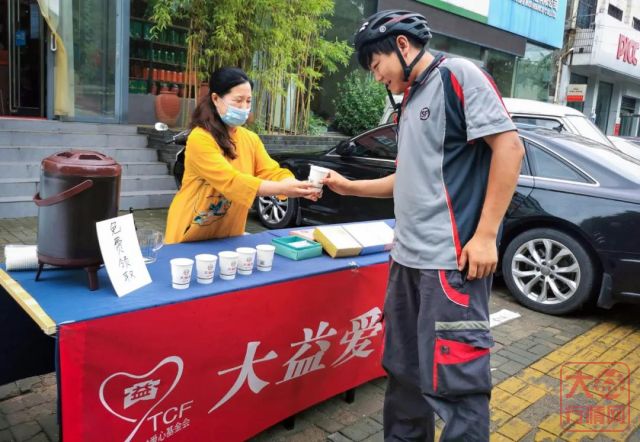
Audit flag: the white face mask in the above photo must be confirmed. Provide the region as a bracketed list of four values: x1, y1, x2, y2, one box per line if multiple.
[220, 101, 251, 127]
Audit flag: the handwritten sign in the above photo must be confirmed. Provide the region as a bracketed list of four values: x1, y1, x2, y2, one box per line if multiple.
[96, 214, 151, 297]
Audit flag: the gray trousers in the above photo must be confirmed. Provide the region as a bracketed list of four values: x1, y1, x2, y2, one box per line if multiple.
[382, 259, 494, 441]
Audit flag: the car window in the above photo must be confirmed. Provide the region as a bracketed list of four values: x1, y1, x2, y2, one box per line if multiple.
[351, 126, 397, 160]
[512, 116, 567, 132]
[519, 138, 531, 175]
[564, 115, 613, 146]
[525, 141, 590, 183]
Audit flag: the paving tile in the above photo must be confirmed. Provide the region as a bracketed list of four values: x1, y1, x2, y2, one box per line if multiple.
[9, 421, 41, 442]
[490, 433, 514, 442]
[0, 429, 14, 442]
[531, 429, 557, 441]
[494, 396, 531, 416]
[500, 378, 528, 395]
[0, 384, 20, 402]
[327, 432, 352, 442]
[490, 409, 512, 432]
[530, 359, 558, 374]
[516, 385, 547, 405]
[340, 418, 382, 442]
[497, 417, 532, 441]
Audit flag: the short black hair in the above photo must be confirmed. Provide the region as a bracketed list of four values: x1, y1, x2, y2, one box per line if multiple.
[357, 34, 426, 70]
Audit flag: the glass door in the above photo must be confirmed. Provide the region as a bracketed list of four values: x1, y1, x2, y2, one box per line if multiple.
[70, 0, 127, 122]
[6, 0, 45, 116]
[595, 81, 613, 134]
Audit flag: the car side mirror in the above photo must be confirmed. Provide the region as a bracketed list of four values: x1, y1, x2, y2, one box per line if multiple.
[336, 140, 356, 156]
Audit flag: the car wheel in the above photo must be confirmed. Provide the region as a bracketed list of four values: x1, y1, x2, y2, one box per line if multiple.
[502, 228, 597, 315]
[257, 196, 298, 229]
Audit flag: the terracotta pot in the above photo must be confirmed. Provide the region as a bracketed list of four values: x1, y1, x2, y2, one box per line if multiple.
[155, 90, 181, 127]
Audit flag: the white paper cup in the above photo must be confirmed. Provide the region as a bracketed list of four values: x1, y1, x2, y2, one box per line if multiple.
[256, 244, 276, 272]
[218, 251, 239, 280]
[195, 254, 217, 284]
[308, 165, 331, 188]
[170, 258, 193, 289]
[236, 247, 256, 275]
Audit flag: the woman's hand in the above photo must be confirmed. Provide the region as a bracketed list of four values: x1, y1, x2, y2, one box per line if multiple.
[258, 178, 319, 201]
[278, 178, 320, 201]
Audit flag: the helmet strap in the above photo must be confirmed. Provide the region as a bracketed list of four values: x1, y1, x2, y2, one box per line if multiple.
[386, 86, 400, 113]
[393, 43, 426, 82]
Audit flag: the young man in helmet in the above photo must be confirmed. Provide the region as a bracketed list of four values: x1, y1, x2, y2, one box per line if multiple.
[323, 9, 525, 441]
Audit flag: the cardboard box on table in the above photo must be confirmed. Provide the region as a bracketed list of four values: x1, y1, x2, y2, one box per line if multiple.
[312, 221, 394, 258]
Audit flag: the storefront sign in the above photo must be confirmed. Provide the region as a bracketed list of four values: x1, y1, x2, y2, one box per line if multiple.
[566, 84, 587, 102]
[416, 0, 490, 23]
[572, 14, 640, 78]
[488, 0, 566, 48]
[617, 34, 639, 66]
[512, 0, 558, 18]
[59, 265, 388, 441]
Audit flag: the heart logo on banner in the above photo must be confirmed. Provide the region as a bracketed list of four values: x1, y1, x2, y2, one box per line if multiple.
[99, 356, 184, 442]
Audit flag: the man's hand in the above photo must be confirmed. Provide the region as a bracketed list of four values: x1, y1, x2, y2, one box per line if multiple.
[458, 233, 498, 280]
[321, 170, 353, 196]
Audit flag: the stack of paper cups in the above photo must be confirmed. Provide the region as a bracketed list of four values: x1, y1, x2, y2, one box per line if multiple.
[4, 245, 40, 271]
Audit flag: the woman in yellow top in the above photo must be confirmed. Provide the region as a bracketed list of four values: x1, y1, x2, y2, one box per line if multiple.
[165, 67, 318, 243]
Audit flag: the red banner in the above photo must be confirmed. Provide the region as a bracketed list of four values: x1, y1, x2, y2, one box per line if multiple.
[59, 264, 388, 441]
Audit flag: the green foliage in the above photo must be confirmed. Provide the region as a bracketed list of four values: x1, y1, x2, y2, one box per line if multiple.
[333, 71, 387, 136]
[308, 112, 328, 135]
[149, 0, 352, 134]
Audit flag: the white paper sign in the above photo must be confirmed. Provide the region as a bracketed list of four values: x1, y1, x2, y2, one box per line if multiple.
[96, 214, 152, 297]
[489, 309, 521, 328]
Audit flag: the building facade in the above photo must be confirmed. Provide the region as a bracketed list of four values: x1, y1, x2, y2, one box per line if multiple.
[376, 0, 567, 101]
[561, 0, 640, 135]
[1, 0, 568, 126]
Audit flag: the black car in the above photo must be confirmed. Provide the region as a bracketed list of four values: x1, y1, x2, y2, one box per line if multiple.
[258, 125, 640, 315]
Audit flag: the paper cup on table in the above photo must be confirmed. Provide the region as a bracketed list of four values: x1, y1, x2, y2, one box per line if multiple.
[256, 244, 276, 272]
[218, 251, 239, 280]
[195, 254, 217, 284]
[236, 247, 256, 275]
[308, 165, 331, 189]
[170, 258, 193, 289]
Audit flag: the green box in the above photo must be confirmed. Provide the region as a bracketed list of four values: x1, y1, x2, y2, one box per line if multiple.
[272, 236, 322, 261]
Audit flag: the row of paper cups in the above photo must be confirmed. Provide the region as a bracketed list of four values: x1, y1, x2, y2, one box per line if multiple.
[170, 245, 276, 289]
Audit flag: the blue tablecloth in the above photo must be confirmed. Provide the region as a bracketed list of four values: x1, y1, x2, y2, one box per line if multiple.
[3, 221, 394, 328]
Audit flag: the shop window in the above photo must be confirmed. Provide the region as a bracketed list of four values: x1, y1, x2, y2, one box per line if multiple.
[633, 17, 640, 31]
[429, 34, 483, 64]
[486, 49, 515, 97]
[513, 43, 554, 102]
[608, 4, 623, 21]
[128, 1, 189, 97]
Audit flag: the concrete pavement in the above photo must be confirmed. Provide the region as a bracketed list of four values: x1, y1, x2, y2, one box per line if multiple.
[1, 209, 639, 441]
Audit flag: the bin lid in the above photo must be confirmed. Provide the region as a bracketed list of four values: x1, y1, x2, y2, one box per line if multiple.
[42, 150, 122, 177]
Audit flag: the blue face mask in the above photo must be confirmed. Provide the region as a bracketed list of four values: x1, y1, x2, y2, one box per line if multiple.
[220, 101, 250, 127]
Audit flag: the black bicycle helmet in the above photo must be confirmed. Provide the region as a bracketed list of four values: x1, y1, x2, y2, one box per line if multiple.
[354, 10, 432, 52]
[355, 10, 432, 83]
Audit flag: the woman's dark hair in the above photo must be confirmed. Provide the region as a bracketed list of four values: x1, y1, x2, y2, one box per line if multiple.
[357, 34, 425, 70]
[190, 67, 253, 159]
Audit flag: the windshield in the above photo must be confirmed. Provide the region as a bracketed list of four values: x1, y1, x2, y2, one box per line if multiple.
[565, 115, 612, 146]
